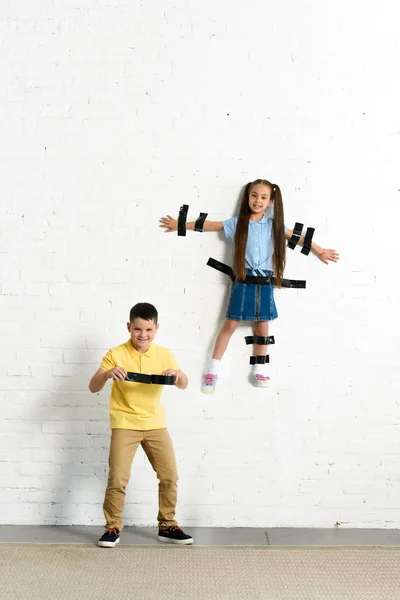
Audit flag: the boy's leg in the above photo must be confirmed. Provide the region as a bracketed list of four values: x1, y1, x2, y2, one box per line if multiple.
[103, 428, 142, 531]
[141, 428, 178, 528]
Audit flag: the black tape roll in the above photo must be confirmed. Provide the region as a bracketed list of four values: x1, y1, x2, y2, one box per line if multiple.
[177, 204, 189, 237]
[287, 222, 304, 250]
[194, 212, 208, 232]
[301, 227, 315, 256]
[245, 336, 275, 345]
[249, 355, 270, 365]
[125, 372, 175, 385]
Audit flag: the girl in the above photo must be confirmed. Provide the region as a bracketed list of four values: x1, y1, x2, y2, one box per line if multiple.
[160, 179, 339, 393]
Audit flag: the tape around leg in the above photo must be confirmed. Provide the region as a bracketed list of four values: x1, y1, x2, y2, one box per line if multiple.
[194, 212, 208, 232]
[125, 372, 175, 385]
[301, 227, 315, 256]
[249, 355, 270, 364]
[245, 336, 275, 345]
[177, 204, 189, 237]
[287, 222, 303, 250]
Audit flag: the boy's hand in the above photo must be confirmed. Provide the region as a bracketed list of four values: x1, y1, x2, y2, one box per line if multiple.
[162, 369, 181, 382]
[159, 215, 177, 233]
[107, 366, 127, 380]
[318, 248, 340, 265]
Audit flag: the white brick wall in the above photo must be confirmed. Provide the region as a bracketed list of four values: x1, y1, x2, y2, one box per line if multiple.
[1, 0, 399, 527]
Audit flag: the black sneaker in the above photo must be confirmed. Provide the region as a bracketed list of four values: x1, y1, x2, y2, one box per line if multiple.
[98, 528, 120, 548]
[158, 525, 193, 545]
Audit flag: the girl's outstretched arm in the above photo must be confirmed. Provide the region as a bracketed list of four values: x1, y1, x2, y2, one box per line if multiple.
[159, 215, 223, 233]
[285, 229, 340, 264]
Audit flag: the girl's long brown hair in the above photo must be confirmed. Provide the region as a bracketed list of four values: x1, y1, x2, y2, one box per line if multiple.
[233, 179, 286, 286]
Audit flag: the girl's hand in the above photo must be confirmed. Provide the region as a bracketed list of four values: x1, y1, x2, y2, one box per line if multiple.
[159, 215, 177, 233]
[318, 249, 340, 264]
[162, 369, 182, 382]
[107, 366, 127, 380]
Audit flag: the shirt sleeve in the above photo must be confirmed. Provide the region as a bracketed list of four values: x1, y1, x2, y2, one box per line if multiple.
[164, 349, 179, 371]
[222, 217, 238, 240]
[99, 349, 116, 371]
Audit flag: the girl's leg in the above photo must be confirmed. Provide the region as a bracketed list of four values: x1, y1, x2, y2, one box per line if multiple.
[253, 320, 269, 358]
[212, 319, 239, 360]
[251, 321, 270, 387]
[202, 319, 239, 394]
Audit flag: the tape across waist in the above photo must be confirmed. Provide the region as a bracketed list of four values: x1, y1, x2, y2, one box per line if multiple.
[206, 257, 306, 289]
[124, 372, 175, 385]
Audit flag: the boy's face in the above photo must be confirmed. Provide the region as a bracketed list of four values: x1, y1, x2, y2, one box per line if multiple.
[127, 317, 159, 352]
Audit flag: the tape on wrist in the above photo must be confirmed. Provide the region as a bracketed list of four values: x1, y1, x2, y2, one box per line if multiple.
[249, 355, 270, 365]
[245, 336, 275, 345]
[177, 204, 189, 237]
[194, 212, 208, 232]
[301, 227, 315, 256]
[287, 222, 303, 250]
[207, 257, 306, 288]
[125, 372, 175, 385]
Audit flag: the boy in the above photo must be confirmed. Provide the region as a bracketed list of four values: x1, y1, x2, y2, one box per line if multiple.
[89, 302, 193, 547]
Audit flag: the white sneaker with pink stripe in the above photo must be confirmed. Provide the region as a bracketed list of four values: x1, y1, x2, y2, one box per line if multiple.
[252, 373, 270, 388]
[201, 373, 218, 394]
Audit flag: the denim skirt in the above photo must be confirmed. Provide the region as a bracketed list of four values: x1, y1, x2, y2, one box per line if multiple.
[226, 270, 278, 322]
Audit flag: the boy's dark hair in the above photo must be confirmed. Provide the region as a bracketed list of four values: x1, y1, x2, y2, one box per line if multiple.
[129, 303, 158, 324]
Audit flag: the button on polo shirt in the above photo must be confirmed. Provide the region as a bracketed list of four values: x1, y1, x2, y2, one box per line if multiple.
[100, 340, 179, 430]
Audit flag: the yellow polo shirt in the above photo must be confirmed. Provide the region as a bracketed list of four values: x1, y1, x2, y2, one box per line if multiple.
[100, 340, 179, 430]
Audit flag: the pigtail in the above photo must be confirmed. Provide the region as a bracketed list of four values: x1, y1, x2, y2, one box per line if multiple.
[233, 182, 252, 281]
[271, 184, 286, 287]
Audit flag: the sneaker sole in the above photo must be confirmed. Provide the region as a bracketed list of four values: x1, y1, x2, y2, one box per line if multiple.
[98, 537, 120, 548]
[201, 387, 215, 394]
[157, 535, 193, 545]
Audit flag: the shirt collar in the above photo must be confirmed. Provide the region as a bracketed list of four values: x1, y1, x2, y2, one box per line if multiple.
[250, 214, 267, 224]
[125, 340, 154, 358]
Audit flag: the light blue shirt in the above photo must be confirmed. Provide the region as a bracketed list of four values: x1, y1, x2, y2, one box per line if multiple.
[223, 215, 287, 275]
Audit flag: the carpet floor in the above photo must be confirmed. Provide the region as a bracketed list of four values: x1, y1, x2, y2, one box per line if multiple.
[1, 544, 399, 600]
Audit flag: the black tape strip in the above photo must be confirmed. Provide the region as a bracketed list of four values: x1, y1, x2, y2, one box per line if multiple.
[281, 278, 306, 289]
[301, 227, 315, 256]
[125, 372, 175, 385]
[245, 336, 275, 346]
[206, 257, 235, 281]
[177, 204, 189, 237]
[239, 275, 273, 284]
[207, 257, 306, 288]
[194, 212, 208, 232]
[249, 355, 270, 365]
[287, 222, 304, 250]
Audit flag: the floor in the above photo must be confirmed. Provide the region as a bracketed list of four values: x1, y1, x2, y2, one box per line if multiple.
[1, 526, 400, 546]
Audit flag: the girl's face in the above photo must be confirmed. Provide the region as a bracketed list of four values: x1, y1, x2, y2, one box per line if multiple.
[248, 183, 273, 216]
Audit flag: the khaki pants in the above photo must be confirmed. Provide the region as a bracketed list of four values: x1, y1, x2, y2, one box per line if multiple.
[103, 428, 178, 532]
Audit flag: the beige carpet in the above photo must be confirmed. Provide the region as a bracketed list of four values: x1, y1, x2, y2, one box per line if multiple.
[1, 544, 400, 600]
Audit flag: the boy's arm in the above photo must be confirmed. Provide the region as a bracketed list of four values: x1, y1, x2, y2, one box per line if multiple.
[285, 229, 339, 264]
[162, 369, 188, 390]
[159, 215, 223, 233]
[88, 366, 127, 393]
